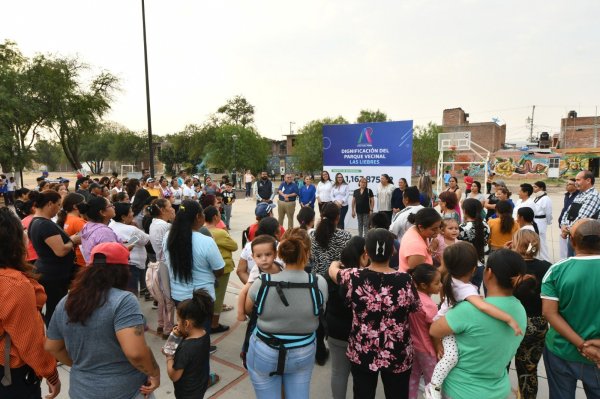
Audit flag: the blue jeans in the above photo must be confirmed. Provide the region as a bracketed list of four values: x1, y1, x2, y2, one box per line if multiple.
[543, 347, 600, 399]
[338, 205, 348, 229]
[247, 335, 316, 399]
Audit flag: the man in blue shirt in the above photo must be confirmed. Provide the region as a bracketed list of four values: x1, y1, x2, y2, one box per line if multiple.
[277, 173, 299, 229]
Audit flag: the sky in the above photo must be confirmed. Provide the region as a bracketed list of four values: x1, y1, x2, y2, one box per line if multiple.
[2, 0, 599, 143]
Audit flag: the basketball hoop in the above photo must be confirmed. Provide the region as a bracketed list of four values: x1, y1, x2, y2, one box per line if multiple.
[450, 145, 457, 151]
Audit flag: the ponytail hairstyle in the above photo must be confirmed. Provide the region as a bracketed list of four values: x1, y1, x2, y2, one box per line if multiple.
[340, 236, 366, 269]
[442, 241, 479, 306]
[408, 263, 439, 287]
[29, 189, 61, 209]
[167, 200, 203, 283]
[112, 202, 133, 223]
[15, 187, 30, 200]
[517, 207, 538, 234]
[176, 289, 214, 328]
[486, 249, 532, 294]
[57, 193, 87, 228]
[203, 205, 220, 224]
[365, 228, 395, 263]
[84, 196, 111, 223]
[461, 198, 486, 261]
[146, 198, 169, 218]
[278, 228, 311, 266]
[255, 217, 280, 239]
[296, 206, 315, 229]
[315, 202, 340, 248]
[131, 189, 152, 216]
[496, 200, 515, 234]
[407, 207, 442, 228]
[512, 229, 539, 259]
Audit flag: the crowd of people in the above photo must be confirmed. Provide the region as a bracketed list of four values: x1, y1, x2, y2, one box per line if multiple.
[1, 168, 599, 399]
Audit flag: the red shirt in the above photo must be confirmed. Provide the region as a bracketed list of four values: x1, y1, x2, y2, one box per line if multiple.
[247, 223, 285, 241]
[464, 176, 474, 190]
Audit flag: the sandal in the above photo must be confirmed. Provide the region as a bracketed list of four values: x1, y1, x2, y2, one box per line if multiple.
[222, 304, 234, 312]
[210, 324, 230, 334]
[208, 372, 220, 388]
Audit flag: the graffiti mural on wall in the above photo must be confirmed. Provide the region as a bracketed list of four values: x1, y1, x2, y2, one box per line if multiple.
[492, 154, 549, 177]
[560, 155, 593, 177]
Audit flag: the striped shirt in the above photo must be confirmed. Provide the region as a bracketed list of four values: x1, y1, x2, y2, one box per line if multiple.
[0, 268, 58, 384]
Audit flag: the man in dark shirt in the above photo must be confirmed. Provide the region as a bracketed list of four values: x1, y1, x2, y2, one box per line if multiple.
[256, 171, 274, 204]
[76, 178, 92, 201]
[558, 178, 579, 259]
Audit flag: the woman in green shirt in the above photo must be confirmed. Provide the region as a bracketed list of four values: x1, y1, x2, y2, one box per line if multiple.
[430, 250, 528, 399]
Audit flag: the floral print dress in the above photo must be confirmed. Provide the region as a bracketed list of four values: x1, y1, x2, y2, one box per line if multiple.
[337, 268, 421, 373]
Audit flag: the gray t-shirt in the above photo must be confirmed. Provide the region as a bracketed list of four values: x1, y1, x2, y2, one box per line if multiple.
[47, 288, 146, 399]
[250, 269, 328, 334]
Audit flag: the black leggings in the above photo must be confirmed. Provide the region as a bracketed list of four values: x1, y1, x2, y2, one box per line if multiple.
[351, 364, 411, 399]
[39, 277, 70, 326]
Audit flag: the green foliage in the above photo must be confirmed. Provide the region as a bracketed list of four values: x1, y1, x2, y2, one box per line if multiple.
[412, 122, 443, 174]
[33, 139, 64, 171]
[294, 116, 348, 172]
[108, 124, 147, 165]
[80, 123, 117, 174]
[356, 109, 388, 123]
[217, 95, 255, 127]
[204, 124, 269, 173]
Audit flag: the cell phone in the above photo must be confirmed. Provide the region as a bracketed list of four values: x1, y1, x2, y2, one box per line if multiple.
[127, 236, 140, 246]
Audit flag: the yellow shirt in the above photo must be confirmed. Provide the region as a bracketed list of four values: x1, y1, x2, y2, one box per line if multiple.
[488, 218, 519, 248]
[147, 188, 161, 198]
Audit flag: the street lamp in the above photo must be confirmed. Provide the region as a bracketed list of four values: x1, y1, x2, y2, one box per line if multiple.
[141, 0, 154, 177]
[232, 134, 238, 188]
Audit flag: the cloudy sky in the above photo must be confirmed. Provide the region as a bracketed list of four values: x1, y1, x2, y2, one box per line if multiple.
[2, 0, 598, 142]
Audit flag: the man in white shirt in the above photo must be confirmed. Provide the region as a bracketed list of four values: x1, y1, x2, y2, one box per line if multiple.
[513, 183, 537, 220]
[532, 181, 553, 261]
[390, 186, 423, 239]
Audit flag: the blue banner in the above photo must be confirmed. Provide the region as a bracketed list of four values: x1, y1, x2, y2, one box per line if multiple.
[323, 121, 413, 167]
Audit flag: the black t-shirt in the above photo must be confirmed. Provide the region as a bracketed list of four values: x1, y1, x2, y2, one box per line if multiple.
[222, 190, 236, 205]
[514, 258, 552, 317]
[486, 193, 499, 219]
[353, 188, 374, 214]
[173, 334, 210, 399]
[391, 188, 406, 211]
[326, 274, 352, 341]
[28, 217, 75, 280]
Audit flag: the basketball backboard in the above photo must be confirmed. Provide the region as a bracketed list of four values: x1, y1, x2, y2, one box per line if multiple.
[438, 132, 471, 151]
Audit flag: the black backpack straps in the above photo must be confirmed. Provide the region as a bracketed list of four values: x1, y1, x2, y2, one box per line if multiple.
[309, 273, 324, 316]
[255, 274, 271, 316]
[256, 273, 323, 316]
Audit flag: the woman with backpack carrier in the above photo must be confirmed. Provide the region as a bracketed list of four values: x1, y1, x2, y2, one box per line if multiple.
[244, 228, 328, 399]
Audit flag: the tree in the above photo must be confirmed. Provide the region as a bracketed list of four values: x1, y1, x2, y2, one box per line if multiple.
[217, 95, 255, 127]
[108, 125, 147, 165]
[33, 139, 64, 171]
[0, 40, 45, 183]
[356, 109, 388, 123]
[204, 124, 269, 173]
[79, 125, 116, 174]
[412, 122, 444, 174]
[294, 116, 348, 173]
[35, 55, 118, 170]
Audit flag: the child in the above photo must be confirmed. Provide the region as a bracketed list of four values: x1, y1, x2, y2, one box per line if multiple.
[222, 182, 236, 229]
[164, 289, 214, 399]
[236, 235, 283, 368]
[408, 264, 442, 399]
[424, 241, 523, 399]
[433, 218, 459, 266]
[296, 206, 315, 232]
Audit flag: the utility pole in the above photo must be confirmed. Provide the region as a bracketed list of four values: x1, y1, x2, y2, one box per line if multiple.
[595, 106, 598, 148]
[526, 105, 536, 142]
[141, 0, 155, 177]
[289, 121, 295, 135]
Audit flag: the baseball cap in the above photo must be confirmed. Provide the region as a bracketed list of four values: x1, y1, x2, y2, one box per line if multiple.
[494, 179, 506, 188]
[89, 242, 130, 266]
[255, 202, 276, 218]
[147, 178, 155, 183]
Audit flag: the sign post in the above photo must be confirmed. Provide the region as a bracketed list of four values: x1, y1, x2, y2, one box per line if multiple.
[322, 121, 413, 228]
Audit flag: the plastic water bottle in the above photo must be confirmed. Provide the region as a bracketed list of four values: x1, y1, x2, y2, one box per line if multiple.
[162, 332, 183, 355]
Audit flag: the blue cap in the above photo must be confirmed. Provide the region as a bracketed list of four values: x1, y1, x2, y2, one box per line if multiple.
[255, 202, 276, 218]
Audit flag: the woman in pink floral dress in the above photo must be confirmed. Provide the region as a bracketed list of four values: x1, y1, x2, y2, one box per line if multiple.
[329, 228, 421, 399]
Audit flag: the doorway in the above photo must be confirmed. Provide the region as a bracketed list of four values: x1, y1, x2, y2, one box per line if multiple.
[590, 157, 600, 178]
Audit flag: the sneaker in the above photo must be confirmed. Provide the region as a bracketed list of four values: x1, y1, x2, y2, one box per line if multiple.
[424, 383, 442, 399]
[210, 345, 217, 355]
[151, 301, 158, 309]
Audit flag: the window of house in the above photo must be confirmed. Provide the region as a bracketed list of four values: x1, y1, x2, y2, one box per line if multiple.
[549, 158, 560, 168]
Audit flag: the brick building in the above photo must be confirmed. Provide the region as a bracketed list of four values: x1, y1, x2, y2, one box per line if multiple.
[442, 108, 506, 152]
[559, 111, 600, 149]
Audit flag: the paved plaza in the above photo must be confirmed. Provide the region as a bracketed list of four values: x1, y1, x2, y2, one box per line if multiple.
[44, 186, 588, 398]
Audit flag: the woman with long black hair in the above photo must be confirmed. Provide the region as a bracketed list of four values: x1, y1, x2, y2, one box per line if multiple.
[458, 198, 490, 291]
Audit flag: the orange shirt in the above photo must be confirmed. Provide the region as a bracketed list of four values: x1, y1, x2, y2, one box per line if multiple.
[488, 218, 519, 248]
[22, 215, 38, 262]
[0, 268, 58, 383]
[63, 214, 87, 267]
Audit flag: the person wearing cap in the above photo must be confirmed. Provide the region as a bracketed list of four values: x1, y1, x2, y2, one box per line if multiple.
[145, 178, 162, 198]
[246, 202, 285, 242]
[45, 242, 160, 399]
[541, 218, 600, 398]
[532, 181, 552, 262]
[0, 208, 61, 399]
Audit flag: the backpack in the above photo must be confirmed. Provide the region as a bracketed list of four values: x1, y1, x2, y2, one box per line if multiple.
[145, 261, 163, 302]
